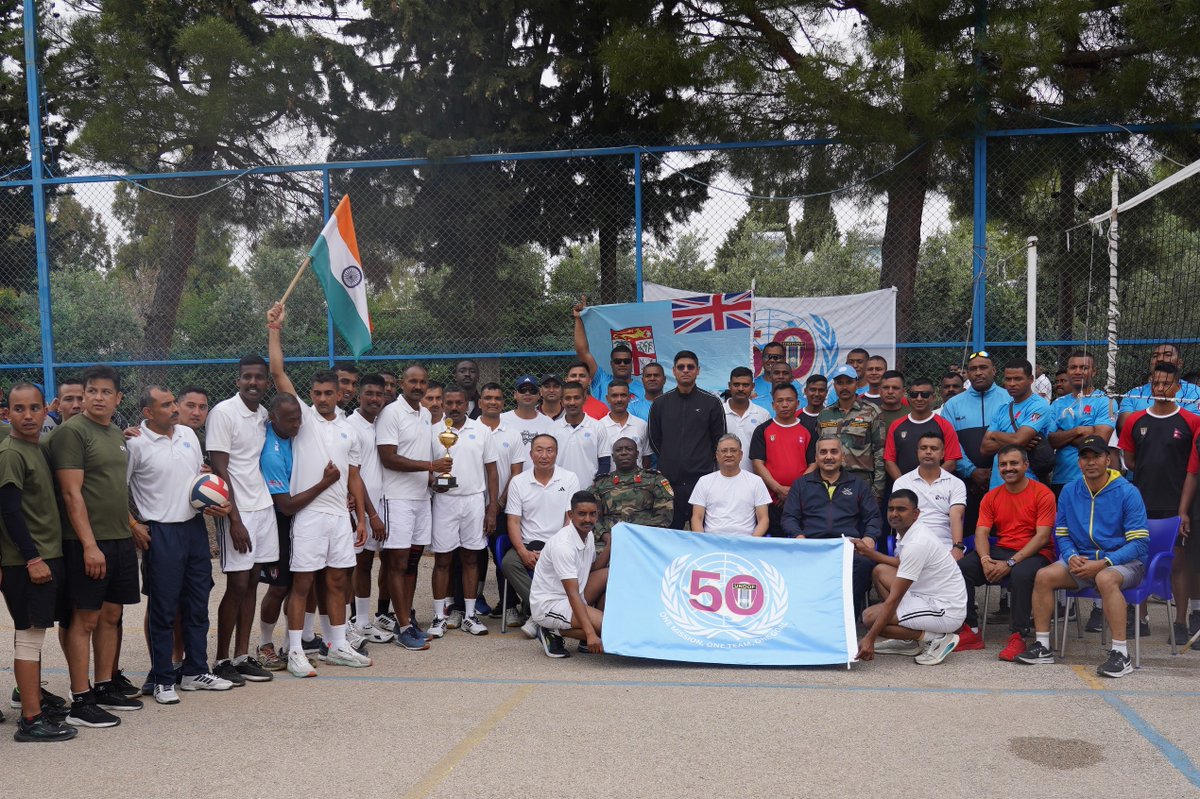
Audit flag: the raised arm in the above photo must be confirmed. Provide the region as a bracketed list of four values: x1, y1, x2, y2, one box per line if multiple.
[572, 296, 599, 378]
[267, 302, 296, 398]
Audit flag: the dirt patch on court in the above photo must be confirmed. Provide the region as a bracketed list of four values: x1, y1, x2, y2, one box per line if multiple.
[1008, 736, 1104, 770]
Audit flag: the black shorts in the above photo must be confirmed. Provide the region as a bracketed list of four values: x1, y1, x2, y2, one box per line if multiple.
[1176, 530, 1200, 568]
[259, 512, 293, 588]
[64, 537, 141, 611]
[0, 558, 65, 629]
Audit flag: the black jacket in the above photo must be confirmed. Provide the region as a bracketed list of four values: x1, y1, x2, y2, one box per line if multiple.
[780, 470, 881, 541]
[648, 387, 726, 482]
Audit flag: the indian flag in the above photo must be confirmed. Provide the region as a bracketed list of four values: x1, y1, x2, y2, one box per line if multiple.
[308, 196, 373, 356]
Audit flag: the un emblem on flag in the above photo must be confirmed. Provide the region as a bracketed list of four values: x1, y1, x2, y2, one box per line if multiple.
[341, 265, 363, 287]
[660, 552, 788, 648]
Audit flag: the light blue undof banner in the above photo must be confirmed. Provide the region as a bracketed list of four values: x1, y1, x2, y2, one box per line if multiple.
[604, 523, 855, 666]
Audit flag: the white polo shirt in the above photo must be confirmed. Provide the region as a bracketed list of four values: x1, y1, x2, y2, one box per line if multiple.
[206, 394, 271, 512]
[505, 466, 579, 545]
[892, 467, 967, 547]
[723, 400, 770, 471]
[499, 409, 554, 450]
[482, 419, 528, 500]
[377, 397, 434, 501]
[126, 422, 203, 524]
[347, 410, 383, 512]
[895, 520, 968, 611]
[291, 402, 361, 517]
[688, 469, 771, 536]
[529, 523, 595, 617]
[429, 417, 496, 496]
[601, 413, 650, 459]
[550, 415, 611, 489]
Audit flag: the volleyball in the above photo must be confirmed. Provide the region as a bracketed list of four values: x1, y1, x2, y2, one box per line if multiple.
[189, 473, 230, 509]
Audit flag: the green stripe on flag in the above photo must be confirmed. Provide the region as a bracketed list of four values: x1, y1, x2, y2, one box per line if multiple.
[310, 237, 372, 356]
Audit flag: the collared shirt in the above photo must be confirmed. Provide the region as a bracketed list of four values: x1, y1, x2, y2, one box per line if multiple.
[483, 420, 528, 501]
[348, 410, 383, 512]
[377, 398, 434, 501]
[891, 467, 966, 547]
[206, 394, 271, 512]
[505, 467, 580, 545]
[1119, 380, 1200, 416]
[292, 402, 361, 516]
[987, 394, 1053, 489]
[430, 417, 497, 496]
[895, 520, 968, 613]
[601, 413, 651, 460]
[529, 523, 595, 619]
[126, 422, 204, 524]
[499, 409, 554, 452]
[551, 415, 611, 490]
[1049, 389, 1114, 486]
[723, 399, 770, 471]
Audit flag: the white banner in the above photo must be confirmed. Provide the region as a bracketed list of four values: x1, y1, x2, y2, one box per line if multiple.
[643, 282, 897, 380]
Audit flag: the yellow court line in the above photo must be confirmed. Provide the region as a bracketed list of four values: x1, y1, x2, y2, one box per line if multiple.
[401, 683, 536, 799]
[1070, 663, 1107, 691]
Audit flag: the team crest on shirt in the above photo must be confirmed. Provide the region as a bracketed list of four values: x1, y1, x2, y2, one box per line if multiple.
[899, 431, 907, 439]
[1139, 427, 1148, 436]
[660, 553, 788, 648]
[1174, 429, 1183, 439]
[769, 434, 776, 442]
[841, 487, 853, 496]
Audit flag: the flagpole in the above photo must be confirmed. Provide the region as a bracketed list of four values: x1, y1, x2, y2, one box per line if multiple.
[279, 255, 312, 306]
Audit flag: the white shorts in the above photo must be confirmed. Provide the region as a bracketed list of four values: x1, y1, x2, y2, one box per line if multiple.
[291, 509, 356, 573]
[218, 507, 280, 574]
[356, 494, 386, 553]
[897, 591, 965, 635]
[382, 498, 432, 549]
[431, 493, 487, 554]
[531, 597, 576, 631]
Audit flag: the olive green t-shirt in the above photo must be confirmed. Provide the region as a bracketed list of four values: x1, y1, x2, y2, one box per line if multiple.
[0, 436, 63, 566]
[47, 414, 130, 542]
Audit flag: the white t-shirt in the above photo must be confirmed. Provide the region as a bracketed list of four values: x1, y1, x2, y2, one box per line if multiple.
[505, 467, 579, 545]
[601, 413, 650, 459]
[529, 523, 596, 620]
[377, 398, 434, 501]
[482, 419, 528, 501]
[205, 394, 271, 512]
[429, 417, 497, 496]
[291, 402, 361, 517]
[550, 415, 611, 490]
[126, 422, 203, 524]
[347, 411, 383, 512]
[688, 470, 771, 536]
[895, 520, 968, 611]
[723, 400, 770, 472]
[500, 410, 554, 451]
[891, 468, 967, 547]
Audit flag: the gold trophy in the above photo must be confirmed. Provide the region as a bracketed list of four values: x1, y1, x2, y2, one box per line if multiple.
[435, 418, 459, 490]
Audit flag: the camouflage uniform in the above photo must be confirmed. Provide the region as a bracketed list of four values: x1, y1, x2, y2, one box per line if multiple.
[589, 468, 675, 549]
[817, 400, 885, 497]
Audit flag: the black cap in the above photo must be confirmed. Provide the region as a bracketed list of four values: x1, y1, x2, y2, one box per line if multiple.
[539, 373, 562, 386]
[1078, 434, 1109, 456]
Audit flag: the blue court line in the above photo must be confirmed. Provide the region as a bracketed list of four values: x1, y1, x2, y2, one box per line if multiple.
[1102, 695, 1200, 789]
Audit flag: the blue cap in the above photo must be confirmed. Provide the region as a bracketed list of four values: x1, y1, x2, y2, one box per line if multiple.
[830, 365, 858, 381]
[515, 375, 539, 390]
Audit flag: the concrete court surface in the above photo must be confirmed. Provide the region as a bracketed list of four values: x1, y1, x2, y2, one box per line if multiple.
[1, 561, 1198, 799]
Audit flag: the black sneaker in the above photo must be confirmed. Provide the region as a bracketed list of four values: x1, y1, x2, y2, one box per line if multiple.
[538, 627, 569, 659]
[10, 684, 67, 710]
[234, 657, 273, 683]
[301, 636, 328, 657]
[1084, 606, 1104, 633]
[1013, 640, 1055, 665]
[1171, 621, 1189, 645]
[1126, 608, 1150, 638]
[1097, 648, 1133, 678]
[1057, 602, 1077, 622]
[14, 712, 78, 742]
[213, 660, 247, 687]
[66, 692, 120, 728]
[93, 682, 144, 711]
[111, 671, 141, 699]
[1189, 610, 1200, 636]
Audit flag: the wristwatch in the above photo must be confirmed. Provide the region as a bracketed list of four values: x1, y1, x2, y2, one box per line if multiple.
[952, 542, 967, 552]
[1005, 558, 1017, 568]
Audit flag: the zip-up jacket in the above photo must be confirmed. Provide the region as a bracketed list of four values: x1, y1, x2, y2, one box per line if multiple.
[780, 470, 881, 542]
[648, 386, 725, 482]
[941, 381, 1008, 478]
[1055, 469, 1149, 566]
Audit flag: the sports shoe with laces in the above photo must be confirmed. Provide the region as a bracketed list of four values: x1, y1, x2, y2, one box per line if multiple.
[93, 682, 143, 711]
[446, 609, 464, 629]
[345, 626, 370, 655]
[14, 712, 77, 742]
[461, 614, 489, 636]
[520, 618, 539, 639]
[954, 624, 985, 651]
[256, 644, 286, 671]
[1084, 606, 1104, 633]
[1097, 648, 1132, 678]
[325, 642, 372, 668]
[354, 620, 395, 644]
[66, 691, 120, 728]
[395, 626, 431, 651]
[427, 616, 448, 639]
[873, 638, 922, 656]
[505, 608, 523, 627]
[915, 632, 959, 665]
[301, 635, 328, 657]
[538, 626, 569, 658]
[998, 632, 1027, 662]
[375, 612, 398, 633]
[153, 685, 180, 705]
[287, 649, 317, 678]
[179, 673, 234, 691]
[213, 660, 247, 687]
[10, 684, 66, 710]
[1014, 640, 1056, 665]
[1170, 622, 1189, 645]
[111, 671, 141, 699]
[1125, 608, 1150, 638]
[234, 656, 273, 683]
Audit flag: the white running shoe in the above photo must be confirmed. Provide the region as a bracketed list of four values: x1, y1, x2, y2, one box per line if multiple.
[179, 673, 235, 691]
[325, 643, 373, 668]
[504, 608, 523, 628]
[520, 618, 539, 639]
[461, 614, 489, 636]
[374, 612, 398, 633]
[446, 609, 464, 629]
[915, 633, 960, 666]
[288, 650, 317, 678]
[873, 638, 923, 656]
[153, 685, 180, 705]
[427, 616, 448, 639]
[355, 621, 395, 644]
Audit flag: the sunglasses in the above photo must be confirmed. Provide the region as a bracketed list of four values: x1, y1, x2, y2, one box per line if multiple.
[763, 353, 784, 361]
[611, 358, 632, 365]
[907, 390, 933, 398]
[516, 386, 538, 394]
[676, 364, 697, 371]
[968, 350, 991, 361]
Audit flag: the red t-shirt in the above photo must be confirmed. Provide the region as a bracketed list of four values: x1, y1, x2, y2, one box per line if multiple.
[884, 413, 964, 474]
[748, 419, 811, 491]
[977, 480, 1057, 562]
[583, 395, 609, 420]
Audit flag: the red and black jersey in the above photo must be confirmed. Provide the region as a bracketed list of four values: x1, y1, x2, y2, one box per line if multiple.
[1118, 408, 1200, 518]
[798, 410, 820, 465]
[749, 418, 811, 490]
[884, 414, 964, 475]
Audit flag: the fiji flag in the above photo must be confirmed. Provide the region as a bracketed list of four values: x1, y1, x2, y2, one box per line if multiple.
[580, 292, 754, 394]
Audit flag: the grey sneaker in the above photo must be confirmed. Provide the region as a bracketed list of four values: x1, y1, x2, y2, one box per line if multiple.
[446, 609, 464, 629]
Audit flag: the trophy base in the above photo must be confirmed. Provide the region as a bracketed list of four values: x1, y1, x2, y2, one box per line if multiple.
[435, 475, 457, 490]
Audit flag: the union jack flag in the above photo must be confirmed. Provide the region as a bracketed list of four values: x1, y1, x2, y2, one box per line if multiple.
[670, 291, 754, 334]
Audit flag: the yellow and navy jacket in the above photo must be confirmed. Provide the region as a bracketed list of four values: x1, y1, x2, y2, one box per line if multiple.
[1054, 469, 1149, 566]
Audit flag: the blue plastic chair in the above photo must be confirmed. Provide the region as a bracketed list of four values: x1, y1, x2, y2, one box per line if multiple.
[1056, 516, 1178, 668]
[495, 535, 514, 634]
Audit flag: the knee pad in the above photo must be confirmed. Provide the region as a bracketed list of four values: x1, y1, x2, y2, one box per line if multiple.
[14, 627, 46, 661]
[407, 548, 423, 575]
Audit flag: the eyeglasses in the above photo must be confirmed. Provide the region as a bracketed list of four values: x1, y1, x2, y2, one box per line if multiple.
[968, 350, 991, 361]
[763, 353, 784, 361]
[676, 364, 697, 371]
[907, 390, 933, 398]
[611, 358, 632, 365]
[516, 386, 538, 394]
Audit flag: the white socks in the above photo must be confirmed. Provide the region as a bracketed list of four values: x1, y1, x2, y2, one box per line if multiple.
[287, 630, 303, 656]
[1112, 639, 1128, 655]
[433, 598, 446, 620]
[303, 612, 316, 639]
[464, 598, 476, 619]
[320, 614, 332, 641]
[329, 624, 347, 650]
[1036, 632, 1051, 648]
[355, 597, 371, 623]
[260, 621, 275, 648]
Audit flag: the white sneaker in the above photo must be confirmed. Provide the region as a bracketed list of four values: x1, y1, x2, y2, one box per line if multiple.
[288, 650, 317, 678]
[179, 673, 235, 691]
[153, 685, 180, 705]
[446, 609, 464, 629]
[346, 625, 369, 652]
[461, 614, 489, 636]
[355, 621, 395, 644]
[915, 633, 960, 666]
[521, 618, 539, 639]
[873, 638, 923, 656]
[325, 643, 373, 668]
[374, 612, 398, 633]
[504, 608, 522, 628]
[427, 616, 448, 639]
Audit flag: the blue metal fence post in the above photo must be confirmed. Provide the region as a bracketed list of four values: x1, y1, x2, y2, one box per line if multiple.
[970, 0, 988, 352]
[633, 150, 643, 302]
[23, 0, 54, 392]
[322, 169, 335, 366]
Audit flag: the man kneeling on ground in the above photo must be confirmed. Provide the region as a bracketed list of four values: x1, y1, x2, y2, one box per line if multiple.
[856, 489, 968, 666]
[529, 491, 610, 658]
